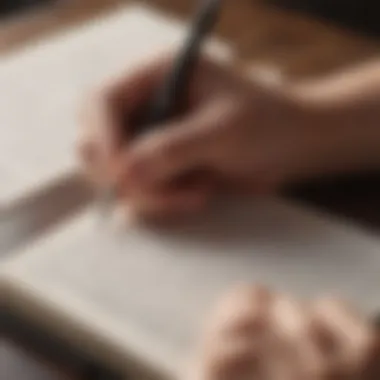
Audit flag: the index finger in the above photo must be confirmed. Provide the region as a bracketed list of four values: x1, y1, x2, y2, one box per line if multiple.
[79, 52, 173, 161]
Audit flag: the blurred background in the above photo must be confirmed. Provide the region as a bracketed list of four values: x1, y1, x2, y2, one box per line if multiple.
[1, 1, 380, 380]
[1, 0, 380, 82]
[0, 0, 53, 16]
[2, 0, 380, 37]
[273, 0, 380, 36]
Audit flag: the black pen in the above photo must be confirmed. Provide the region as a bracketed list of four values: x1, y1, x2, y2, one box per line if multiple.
[98, 0, 222, 217]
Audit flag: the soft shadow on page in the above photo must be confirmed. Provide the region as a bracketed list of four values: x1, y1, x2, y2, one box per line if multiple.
[2, 196, 380, 365]
[0, 173, 92, 259]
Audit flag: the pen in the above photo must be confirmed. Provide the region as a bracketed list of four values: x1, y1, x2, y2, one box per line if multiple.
[98, 0, 222, 217]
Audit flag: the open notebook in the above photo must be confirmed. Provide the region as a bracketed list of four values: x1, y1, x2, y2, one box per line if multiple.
[2, 199, 380, 378]
[1, 3, 380, 380]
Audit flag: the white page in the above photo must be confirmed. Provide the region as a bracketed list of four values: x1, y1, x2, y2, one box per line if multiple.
[0, 4, 232, 205]
[2, 198, 380, 376]
[0, 162, 27, 206]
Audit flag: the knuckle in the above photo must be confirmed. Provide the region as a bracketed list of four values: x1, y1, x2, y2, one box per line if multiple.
[272, 296, 309, 336]
[211, 284, 272, 333]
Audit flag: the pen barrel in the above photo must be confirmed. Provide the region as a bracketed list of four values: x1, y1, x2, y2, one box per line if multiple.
[129, 0, 221, 138]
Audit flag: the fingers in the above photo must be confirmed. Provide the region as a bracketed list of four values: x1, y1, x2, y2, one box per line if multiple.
[104, 52, 173, 121]
[78, 91, 122, 183]
[78, 52, 173, 184]
[208, 285, 272, 337]
[123, 100, 233, 189]
[195, 287, 379, 380]
[270, 296, 323, 379]
[200, 286, 273, 380]
[312, 296, 377, 376]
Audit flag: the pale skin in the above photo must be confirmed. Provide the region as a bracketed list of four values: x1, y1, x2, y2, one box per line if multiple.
[191, 286, 380, 380]
[79, 54, 380, 217]
[79, 53, 380, 379]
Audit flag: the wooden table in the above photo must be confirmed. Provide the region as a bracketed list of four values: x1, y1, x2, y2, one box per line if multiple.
[1, 1, 380, 379]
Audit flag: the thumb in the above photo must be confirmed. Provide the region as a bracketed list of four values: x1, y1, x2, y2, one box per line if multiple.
[124, 104, 222, 187]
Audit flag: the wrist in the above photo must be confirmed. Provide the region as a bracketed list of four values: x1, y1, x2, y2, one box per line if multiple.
[285, 85, 380, 180]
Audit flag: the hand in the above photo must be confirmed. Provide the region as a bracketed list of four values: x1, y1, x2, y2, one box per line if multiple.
[190, 286, 379, 380]
[78, 53, 337, 218]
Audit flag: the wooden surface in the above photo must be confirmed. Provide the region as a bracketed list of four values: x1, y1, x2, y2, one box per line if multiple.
[0, 0, 379, 78]
[1, 1, 380, 379]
